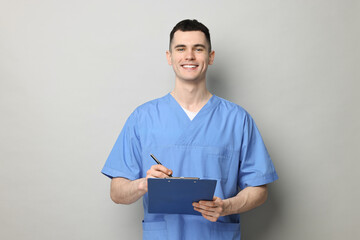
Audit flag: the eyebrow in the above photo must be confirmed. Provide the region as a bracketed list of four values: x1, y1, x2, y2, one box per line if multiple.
[174, 44, 186, 49]
[174, 44, 207, 49]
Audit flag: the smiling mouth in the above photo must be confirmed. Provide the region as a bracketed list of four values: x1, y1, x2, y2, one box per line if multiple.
[181, 64, 198, 69]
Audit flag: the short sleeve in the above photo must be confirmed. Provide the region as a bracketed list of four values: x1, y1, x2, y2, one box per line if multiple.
[101, 110, 142, 180]
[238, 113, 278, 189]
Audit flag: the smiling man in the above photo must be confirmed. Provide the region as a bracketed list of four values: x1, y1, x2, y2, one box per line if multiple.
[102, 19, 278, 239]
[166, 30, 214, 84]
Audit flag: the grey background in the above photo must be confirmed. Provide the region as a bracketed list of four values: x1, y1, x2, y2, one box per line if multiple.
[1, 0, 359, 239]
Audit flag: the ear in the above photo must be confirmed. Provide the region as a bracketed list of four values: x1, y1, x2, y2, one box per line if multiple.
[208, 51, 215, 65]
[166, 50, 172, 65]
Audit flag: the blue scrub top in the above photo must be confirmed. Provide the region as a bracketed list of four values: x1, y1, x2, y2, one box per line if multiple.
[102, 93, 278, 240]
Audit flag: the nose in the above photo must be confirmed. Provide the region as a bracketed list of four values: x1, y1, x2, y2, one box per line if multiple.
[185, 49, 195, 60]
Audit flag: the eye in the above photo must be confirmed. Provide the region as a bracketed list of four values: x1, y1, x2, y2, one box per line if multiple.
[176, 48, 185, 52]
[195, 48, 204, 52]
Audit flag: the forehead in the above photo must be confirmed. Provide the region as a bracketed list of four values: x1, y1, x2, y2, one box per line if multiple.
[171, 30, 208, 48]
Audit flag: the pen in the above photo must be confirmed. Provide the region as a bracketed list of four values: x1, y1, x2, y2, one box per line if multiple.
[150, 154, 173, 177]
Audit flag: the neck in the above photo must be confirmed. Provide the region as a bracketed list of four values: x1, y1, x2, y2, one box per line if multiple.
[171, 81, 212, 112]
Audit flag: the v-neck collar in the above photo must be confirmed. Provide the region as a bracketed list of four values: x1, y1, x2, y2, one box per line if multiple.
[166, 92, 219, 123]
[165, 93, 221, 145]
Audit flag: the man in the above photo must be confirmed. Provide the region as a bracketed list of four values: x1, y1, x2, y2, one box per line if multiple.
[102, 19, 278, 239]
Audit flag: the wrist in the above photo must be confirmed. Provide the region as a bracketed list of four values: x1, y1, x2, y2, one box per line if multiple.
[137, 178, 148, 193]
[222, 198, 232, 216]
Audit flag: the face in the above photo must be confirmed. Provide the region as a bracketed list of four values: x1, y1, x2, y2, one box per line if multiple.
[166, 30, 215, 83]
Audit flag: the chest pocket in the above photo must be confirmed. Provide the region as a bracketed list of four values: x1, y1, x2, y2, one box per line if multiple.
[202, 147, 233, 182]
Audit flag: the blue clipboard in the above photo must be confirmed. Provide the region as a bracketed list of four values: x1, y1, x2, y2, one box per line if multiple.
[147, 178, 217, 215]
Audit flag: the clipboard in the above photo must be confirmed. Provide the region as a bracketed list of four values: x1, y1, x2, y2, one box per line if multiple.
[147, 178, 217, 215]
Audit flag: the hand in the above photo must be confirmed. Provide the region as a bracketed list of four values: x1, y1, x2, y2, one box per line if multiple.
[138, 165, 173, 192]
[193, 196, 225, 222]
[146, 164, 173, 179]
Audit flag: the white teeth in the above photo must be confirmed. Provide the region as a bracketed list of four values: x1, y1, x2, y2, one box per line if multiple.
[183, 65, 197, 68]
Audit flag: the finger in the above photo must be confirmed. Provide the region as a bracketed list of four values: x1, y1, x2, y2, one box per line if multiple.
[201, 210, 219, 222]
[193, 206, 220, 222]
[147, 169, 169, 178]
[197, 200, 216, 207]
[151, 164, 173, 176]
[193, 201, 223, 216]
[201, 213, 218, 222]
[199, 197, 223, 207]
[147, 165, 172, 178]
[193, 203, 217, 213]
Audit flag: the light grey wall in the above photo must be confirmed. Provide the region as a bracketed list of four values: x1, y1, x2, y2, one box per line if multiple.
[1, 0, 359, 239]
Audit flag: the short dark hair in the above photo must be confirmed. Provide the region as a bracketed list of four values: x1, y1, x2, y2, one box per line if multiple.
[169, 19, 212, 52]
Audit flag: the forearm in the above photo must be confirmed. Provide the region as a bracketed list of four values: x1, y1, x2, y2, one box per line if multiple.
[109, 165, 173, 205]
[110, 177, 147, 205]
[222, 185, 268, 215]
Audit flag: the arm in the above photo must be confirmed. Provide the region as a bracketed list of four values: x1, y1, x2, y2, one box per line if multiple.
[110, 164, 173, 204]
[110, 177, 147, 204]
[193, 185, 268, 222]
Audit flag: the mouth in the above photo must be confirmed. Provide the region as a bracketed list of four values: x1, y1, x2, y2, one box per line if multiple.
[181, 64, 199, 70]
